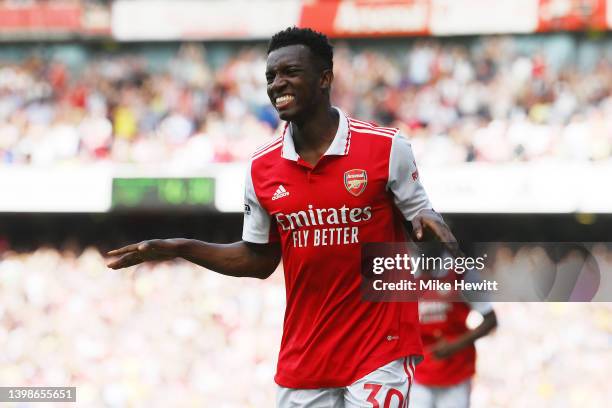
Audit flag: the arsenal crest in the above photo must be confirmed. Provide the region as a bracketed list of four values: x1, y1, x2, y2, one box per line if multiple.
[344, 169, 368, 196]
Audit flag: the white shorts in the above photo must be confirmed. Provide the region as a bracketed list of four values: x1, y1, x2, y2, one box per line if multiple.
[277, 356, 417, 408]
[410, 379, 471, 408]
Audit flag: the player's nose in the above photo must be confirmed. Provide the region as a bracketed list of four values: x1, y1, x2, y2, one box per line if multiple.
[269, 75, 289, 95]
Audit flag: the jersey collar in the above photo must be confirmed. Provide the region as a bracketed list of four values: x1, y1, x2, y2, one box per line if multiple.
[281, 107, 350, 161]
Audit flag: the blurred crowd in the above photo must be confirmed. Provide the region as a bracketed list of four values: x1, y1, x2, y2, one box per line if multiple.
[0, 247, 285, 407]
[0, 246, 610, 407]
[1, 36, 612, 167]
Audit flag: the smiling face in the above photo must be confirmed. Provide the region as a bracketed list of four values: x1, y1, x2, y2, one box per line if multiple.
[266, 44, 332, 122]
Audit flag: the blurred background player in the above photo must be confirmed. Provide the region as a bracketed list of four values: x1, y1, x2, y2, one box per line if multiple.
[409, 247, 497, 408]
[413, 299, 497, 408]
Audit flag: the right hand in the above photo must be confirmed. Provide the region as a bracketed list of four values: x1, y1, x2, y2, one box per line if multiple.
[428, 338, 462, 360]
[106, 239, 182, 269]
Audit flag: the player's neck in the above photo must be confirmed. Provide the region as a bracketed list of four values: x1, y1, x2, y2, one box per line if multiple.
[290, 105, 339, 163]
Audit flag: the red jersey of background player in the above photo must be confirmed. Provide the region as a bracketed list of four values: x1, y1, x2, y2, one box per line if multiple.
[416, 299, 493, 386]
[243, 107, 432, 388]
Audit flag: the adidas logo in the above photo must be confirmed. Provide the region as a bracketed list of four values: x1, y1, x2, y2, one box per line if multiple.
[272, 185, 290, 200]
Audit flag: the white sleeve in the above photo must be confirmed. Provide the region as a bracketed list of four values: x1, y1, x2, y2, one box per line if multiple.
[242, 161, 273, 244]
[387, 132, 432, 221]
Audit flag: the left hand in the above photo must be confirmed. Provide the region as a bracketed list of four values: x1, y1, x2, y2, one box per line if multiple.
[411, 209, 462, 257]
[428, 338, 463, 360]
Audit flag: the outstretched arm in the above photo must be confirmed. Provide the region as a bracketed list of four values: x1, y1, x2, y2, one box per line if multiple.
[107, 239, 281, 279]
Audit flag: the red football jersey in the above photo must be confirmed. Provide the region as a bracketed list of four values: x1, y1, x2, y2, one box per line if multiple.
[243, 108, 432, 388]
[416, 298, 492, 386]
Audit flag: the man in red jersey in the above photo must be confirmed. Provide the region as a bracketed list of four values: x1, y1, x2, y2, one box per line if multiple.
[108, 27, 459, 407]
[412, 267, 497, 408]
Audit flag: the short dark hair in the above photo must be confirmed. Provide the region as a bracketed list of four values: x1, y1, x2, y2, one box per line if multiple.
[267, 27, 333, 70]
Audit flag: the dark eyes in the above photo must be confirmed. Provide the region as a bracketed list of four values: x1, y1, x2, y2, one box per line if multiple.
[266, 68, 301, 84]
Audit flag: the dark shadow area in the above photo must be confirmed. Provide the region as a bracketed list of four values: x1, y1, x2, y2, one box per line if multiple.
[1, 213, 609, 253]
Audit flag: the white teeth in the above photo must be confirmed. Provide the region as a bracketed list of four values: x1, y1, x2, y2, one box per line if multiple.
[275, 95, 294, 105]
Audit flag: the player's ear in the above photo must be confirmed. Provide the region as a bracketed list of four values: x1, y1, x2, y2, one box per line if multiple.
[320, 68, 333, 93]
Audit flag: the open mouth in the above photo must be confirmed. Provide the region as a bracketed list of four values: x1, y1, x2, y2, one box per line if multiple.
[275, 94, 295, 109]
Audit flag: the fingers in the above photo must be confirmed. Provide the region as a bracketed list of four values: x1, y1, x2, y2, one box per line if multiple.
[106, 240, 175, 270]
[107, 243, 141, 257]
[137, 242, 151, 252]
[411, 217, 424, 240]
[107, 242, 146, 269]
[107, 252, 144, 269]
[432, 225, 462, 258]
[425, 218, 455, 242]
[419, 217, 464, 258]
[107, 240, 161, 257]
[431, 225, 463, 258]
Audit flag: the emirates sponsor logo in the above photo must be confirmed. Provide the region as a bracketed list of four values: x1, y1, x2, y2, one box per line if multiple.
[272, 185, 290, 201]
[277, 205, 373, 247]
[275, 204, 372, 231]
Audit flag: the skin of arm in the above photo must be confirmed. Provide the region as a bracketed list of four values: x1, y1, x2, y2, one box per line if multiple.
[428, 310, 498, 360]
[107, 239, 281, 280]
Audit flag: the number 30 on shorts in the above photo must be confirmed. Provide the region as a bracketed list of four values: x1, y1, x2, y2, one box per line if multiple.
[364, 383, 405, 408]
